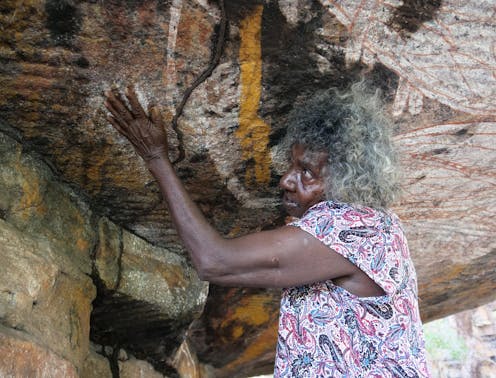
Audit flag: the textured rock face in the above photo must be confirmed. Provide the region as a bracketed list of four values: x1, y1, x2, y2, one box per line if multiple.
[0, 325, 79, 378]
[1, 0, 495, 376]
[0, 132, 206, 376]
[426, 300, 496, 378]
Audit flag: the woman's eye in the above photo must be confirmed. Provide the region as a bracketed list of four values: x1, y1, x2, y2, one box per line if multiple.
[302, 168, 313, 179]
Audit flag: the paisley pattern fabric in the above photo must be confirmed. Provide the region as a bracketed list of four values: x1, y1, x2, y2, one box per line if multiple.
[274, 201, 431, 377]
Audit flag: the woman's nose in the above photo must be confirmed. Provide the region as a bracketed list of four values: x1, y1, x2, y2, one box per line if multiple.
[279, 169, 296, 191]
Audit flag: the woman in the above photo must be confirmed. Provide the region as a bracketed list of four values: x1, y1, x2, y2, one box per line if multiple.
[104, 83, 430, 377]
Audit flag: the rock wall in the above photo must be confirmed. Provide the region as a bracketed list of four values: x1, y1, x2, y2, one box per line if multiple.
[425, 299, 496, 378]
[0, 132, 207, 376]
[1, 0, 495, 377]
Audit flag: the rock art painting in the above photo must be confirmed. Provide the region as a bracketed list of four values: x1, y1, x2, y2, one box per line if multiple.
[395, 121, 496, 263]
[394, 120, 496, 319]
[177, 3, 280, 210]
[2, 0, 496, 376]
[163, 0, 184, 106]
[236, 5, 272, 186]
[318, 0, 496, 116]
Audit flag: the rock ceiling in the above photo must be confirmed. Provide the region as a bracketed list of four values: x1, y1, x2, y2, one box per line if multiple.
[1, 0, 495, 376]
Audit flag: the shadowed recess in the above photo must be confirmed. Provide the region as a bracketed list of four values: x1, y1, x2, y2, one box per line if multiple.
[90, 291, 193, 377]
[190, 285, 280, 371]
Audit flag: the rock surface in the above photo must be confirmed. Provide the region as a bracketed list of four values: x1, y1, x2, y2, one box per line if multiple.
[0, 325, 79, 378]
[425, 299, 496, 378]
[81, 346, 112, 378]
[91, 220, 208, 375]
[1, 0, 495, 376]
[0, 130, 206, 375]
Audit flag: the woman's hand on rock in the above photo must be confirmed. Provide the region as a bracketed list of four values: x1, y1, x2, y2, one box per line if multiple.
[104, 86, 169, 163]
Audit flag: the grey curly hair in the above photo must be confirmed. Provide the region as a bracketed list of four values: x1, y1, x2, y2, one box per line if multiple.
[277, 81, 401, 209]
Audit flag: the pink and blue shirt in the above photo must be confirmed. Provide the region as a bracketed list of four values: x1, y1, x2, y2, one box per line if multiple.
[274, 201, 431, 377]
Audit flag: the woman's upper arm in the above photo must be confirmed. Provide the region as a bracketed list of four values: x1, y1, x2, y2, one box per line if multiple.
[203, 225, 359, 288]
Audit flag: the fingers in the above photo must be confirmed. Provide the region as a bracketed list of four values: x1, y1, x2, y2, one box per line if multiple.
[149, 105, 164, 129]
[125, 85, 147, 118]
[104, 98, 128, 126]
[107, 114, 141, 148]
[106, 115, 129, 138]
[105, 89, 133, 123]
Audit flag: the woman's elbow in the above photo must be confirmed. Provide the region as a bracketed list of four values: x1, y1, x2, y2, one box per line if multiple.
[189, 240, 230, 281]
[193, 255, 226, 282]
[196, 265, 212, 281]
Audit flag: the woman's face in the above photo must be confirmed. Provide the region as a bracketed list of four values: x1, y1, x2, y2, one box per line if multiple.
[279, 143, 328, 218]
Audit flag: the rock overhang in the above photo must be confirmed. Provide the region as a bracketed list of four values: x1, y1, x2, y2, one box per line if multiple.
[1, 0, 496, 376]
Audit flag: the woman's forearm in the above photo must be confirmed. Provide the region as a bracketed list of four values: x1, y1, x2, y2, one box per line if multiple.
[146, 155, 225, 277]
[103, 86, 229, 280]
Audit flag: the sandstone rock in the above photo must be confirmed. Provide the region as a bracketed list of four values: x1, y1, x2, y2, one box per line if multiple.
[0, 218, 96, 369]
[119, 229, 208, 319]
[454, 301, 496, 377]
[119, 356, 167, 378]
[0, 325, 79, 378]
[424, 300, 496, 378]
[81, 345, 112, 378]
[0, 130, 209, 376]
[94, 217, 121, 290]
[91, 226, 208, 375]
[0, 132, 95, 275]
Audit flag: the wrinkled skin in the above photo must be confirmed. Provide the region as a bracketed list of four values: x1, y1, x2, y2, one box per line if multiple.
[103, 87, 383, 296]
[280, 144, 328, 218]
[105, 86, 168, 161]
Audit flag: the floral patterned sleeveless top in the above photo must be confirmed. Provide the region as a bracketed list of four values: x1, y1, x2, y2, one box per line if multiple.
[274, 201, 431, 377]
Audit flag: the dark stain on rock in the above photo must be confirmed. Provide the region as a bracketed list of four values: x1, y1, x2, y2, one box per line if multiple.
[453, 126, 474, 140]
[388, 0, 442, 36]
[45, 0, 82, 46]
[267, 126, 287, 148]
[455, 127, 468, 136]
[73, 56, 90, 68]
[0, 208, 6, 220]
[91, 290, 189, 377]
[225, 0, 263, 24]
[261, 1, 397, 149]
[431, 147, 449, 155]
[416, 174, 426, 182]
[177, 166, 195, 180]
[156, 0, 173, 14]
[261, 0, 361, 148]
[189, 151, 209, 163]
[122, 0, 160, 8]
[366, 63, 399, 103]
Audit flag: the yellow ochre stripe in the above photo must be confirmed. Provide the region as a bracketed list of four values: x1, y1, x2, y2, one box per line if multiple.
[236, 5, 271, 185]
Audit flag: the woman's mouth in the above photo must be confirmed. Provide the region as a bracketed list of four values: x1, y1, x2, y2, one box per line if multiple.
[282, 193, 299, 209]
